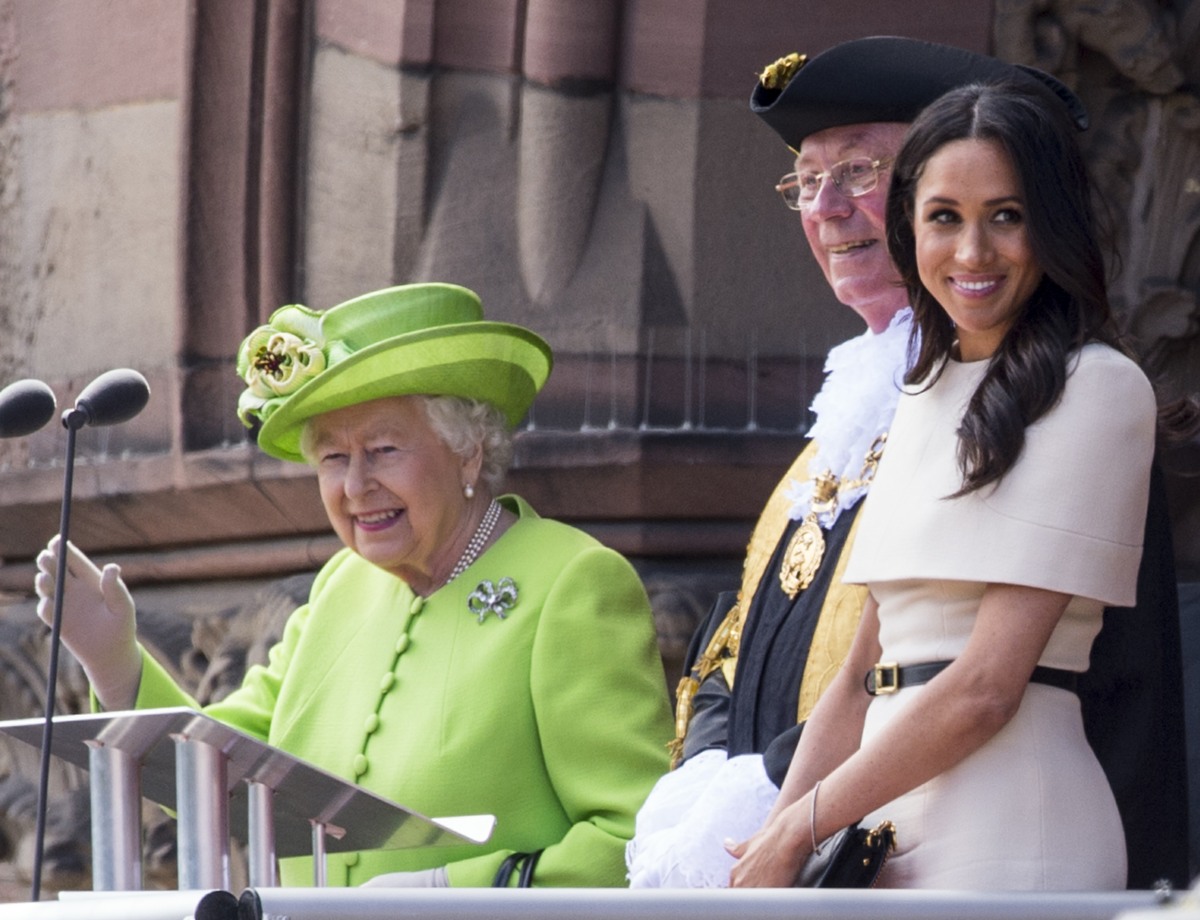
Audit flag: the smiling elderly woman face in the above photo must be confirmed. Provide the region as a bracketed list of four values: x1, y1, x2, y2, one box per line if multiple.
[235, 282, 548, 595]
[301, 394, 513, 596]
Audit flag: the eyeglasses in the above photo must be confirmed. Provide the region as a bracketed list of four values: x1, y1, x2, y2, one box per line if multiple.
[775, 157, 892, 210]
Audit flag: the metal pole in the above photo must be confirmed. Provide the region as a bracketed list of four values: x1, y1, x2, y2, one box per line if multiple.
[0, 889, 222, 919]
[173, 734, 230, 891]
[311, 821, 328, 887]
[245, 781, 278, 887]
[86, 741, 143, 891]
[30, 425, 79, 902]
[229, 886, 1177, 920]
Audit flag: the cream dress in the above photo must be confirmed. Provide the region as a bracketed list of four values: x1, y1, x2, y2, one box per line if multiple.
[842, 343, 1156, 890]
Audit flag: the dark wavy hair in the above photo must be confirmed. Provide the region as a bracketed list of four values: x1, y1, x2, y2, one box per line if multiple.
[886, 79, 1125, 496]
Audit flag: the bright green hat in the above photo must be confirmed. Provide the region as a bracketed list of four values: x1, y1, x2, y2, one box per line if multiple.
[235, 282, 553, 463]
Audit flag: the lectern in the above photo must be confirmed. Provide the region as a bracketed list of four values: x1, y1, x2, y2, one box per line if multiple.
[0, 708, 494, 891]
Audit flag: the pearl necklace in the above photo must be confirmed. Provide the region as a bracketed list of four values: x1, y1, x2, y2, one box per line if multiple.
[447, 499, 502, 584]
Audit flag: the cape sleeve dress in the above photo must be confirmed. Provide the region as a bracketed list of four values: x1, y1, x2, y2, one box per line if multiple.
[841, 343, 1156, 890]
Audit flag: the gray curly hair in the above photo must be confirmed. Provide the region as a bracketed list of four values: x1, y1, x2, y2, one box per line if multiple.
[419, 395, 513, 495]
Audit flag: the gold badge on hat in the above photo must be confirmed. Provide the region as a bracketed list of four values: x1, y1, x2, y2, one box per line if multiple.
[758, 52, 807, 90]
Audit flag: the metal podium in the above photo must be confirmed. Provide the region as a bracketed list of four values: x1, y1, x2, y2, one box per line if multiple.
[0, 708, 494, 892]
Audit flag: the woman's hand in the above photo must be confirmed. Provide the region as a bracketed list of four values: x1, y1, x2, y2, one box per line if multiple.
[35, 535, 143, 710]
[725, 805, 809, 888]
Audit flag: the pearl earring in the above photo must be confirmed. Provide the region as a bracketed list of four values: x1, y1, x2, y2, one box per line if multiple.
[464, 483, 475, 499]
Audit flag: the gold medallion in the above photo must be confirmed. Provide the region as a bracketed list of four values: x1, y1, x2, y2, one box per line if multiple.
[779, 470, 839, 599]
[779, 514, 825, 598]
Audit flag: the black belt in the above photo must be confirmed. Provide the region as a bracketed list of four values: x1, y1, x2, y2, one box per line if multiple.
[864, 660, 1079, 696]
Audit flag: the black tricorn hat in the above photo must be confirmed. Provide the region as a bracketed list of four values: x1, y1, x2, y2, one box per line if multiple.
[750, 35, 1088, 151]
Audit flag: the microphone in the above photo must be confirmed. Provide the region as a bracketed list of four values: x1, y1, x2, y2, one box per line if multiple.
[31, 368, 151, 902]
[62, 368, 150, 431]
[0, 379, 56, 438]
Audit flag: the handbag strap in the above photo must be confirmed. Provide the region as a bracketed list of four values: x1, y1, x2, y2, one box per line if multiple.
[491, 849, 544, 887]
[518, 849, 543, 887]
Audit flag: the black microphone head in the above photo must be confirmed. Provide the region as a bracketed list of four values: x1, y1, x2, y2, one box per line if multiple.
[0, 378, 57, 438]
[69, 368, 151, 429]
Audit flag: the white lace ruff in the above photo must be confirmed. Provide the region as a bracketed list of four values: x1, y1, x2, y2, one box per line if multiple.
[785, 308, 912, 526]
[625, 750, 779, 888]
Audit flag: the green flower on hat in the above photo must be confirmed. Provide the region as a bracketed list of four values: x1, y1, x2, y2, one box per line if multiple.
[758, 52, 806, 91]
[236, 304, 328, 427]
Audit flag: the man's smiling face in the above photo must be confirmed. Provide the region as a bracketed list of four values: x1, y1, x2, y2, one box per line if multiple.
[795, 122, 910, 331]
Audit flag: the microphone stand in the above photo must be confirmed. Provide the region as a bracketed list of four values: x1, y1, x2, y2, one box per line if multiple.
[30, 406, 86, 903]
[29, 369, 150, 902]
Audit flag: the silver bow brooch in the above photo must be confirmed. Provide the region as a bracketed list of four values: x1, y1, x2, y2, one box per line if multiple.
[468, 577, 519, 623]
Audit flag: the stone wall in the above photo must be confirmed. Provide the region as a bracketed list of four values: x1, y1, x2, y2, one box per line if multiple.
[0, 0, 1195, 896]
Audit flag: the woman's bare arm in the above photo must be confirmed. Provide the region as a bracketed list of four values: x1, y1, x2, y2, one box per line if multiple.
[729, 582, 1071, 887]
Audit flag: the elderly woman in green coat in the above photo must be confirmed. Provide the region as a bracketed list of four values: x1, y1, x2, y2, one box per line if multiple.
[35, 282, 673, 888]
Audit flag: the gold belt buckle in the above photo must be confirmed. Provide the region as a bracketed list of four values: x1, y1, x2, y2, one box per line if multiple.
[873, 662, 900, 695]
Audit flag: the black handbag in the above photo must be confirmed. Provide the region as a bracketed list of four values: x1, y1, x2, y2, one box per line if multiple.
[795, 820, 897, 888]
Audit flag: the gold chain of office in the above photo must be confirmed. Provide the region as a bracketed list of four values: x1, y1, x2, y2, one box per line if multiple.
[667, 433, 887, 767]
[778, 432, 888, 599]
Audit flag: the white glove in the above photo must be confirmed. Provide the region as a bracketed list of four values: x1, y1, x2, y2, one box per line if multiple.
[627, 751, 778, 888]
[360, 866, 449, 888]
[35, 535, 143, 711]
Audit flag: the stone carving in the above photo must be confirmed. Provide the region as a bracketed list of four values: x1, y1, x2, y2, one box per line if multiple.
[994, 0, 1200, 402]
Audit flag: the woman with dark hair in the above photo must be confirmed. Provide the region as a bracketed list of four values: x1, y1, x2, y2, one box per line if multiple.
[889, 80, 1127, 492]
[727, 81, 1162, 889]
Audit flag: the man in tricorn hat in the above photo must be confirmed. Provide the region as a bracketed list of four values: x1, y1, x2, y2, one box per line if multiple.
[627, 35, 1189, 889]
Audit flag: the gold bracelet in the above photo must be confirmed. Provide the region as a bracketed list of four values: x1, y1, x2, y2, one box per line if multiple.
[810, 780, 825, 855]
